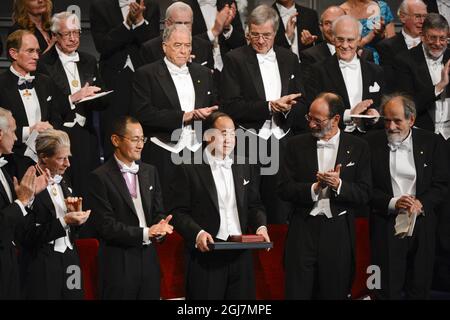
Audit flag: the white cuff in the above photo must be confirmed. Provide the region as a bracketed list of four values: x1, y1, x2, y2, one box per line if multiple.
[14, 199, 28, 216]
[68, 95, 76, 110]
[132, 19, 147, 29]
[59, 217, 69, 229]
[343, 109, 353, 125]
[311, 183, 320, 201]
[143, 227, 150, 242]
[207, 30, 216, 43]
[435, 86, 444, 97]
[388, 196, 400, 214]
[334, 179, 343, 195]
[222, 25, 233, 39]
[195, 229, 206, 248]
[22, 127, 30, 143]
[256, 226, 267, 234]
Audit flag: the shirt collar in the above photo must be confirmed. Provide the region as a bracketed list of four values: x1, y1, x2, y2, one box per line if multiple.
[422, 44, 444, 64]
[10, 65, 31, 79]
[164, 57, 189, 74]
[318, 129, 340, 146]
[114, 154, 137, 171]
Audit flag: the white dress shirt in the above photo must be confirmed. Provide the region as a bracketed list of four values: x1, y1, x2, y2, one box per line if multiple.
[276, 3, 299, 58]
[339, 55, 363, 133]
[46, 182, 73, 253]
[205, 149, 242, 240]
[402, 29, 421, 50]
[437, 0, 450, 25]
[256, 48, 288, 140]
[388, 130, 417, 213]
[422, 45, 450, 139]
[119, 0, 148, 72]
[327, 43, 336, 56]
[310, 130, 343, 219]
[10, 66, 42, 143]
[114, 156, 150, 244]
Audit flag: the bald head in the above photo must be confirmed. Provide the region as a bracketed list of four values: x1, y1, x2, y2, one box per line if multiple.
[332, 15, 362, 62]
[165, 2, 193, 31]
[320, 6, 346, 44]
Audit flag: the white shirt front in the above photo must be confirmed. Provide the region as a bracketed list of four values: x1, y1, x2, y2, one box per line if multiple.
[388, 130, 417, 212]
[327, 43, 336, 56]
[276, 3, 299, 58]
[310, 130, 342, 219]
[339, 55, 363, 133]
[46, 182, 73, 253]
[205, 149, 242, 240]
[10, 66, 42, 143]
[423, 45, 450, 139]
[402, 29, 421, 50]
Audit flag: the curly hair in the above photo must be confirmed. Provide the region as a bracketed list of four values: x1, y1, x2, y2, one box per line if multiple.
[12, 0, 53, 33]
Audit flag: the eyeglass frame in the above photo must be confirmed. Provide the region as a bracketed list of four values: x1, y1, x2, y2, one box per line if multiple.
[248, 31, 275, 41]
[305, 114, 333, 125]
[423, 33, 448, 44]
[57, 30, 82, 39]
[117, 135, 148, 144]
[400, 12, 427, 22]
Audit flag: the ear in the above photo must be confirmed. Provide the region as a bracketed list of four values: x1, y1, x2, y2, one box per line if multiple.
[8, 48, 18, 61]
[410, 114, 416, 127]
[111, 134, 120, 148]
[162, 42, 167, 55]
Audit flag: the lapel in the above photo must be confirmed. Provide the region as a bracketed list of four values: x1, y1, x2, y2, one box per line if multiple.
[328, 56, 351, 107]
[190, 0, 208, 34]
[156, 61, 182, 110]
[188, 63, 206, 108]
[0, 168, 12, 204]
[318, 42, 332, 59]
[195, 163, 220, 214]
[304, 134, 319, 175]
[34, 74, 49, 120]
[5, 71, 29, 125]
[47, 48, 72, 95]
[360, 59, 372, 100]
[412, 129, 425, 194]
[334, 132, 353, 170]
[412, 46, 434, 88]
[105, 158, 138, 217]
[231, 163, 244, 218]
[244, 46, 266, 100]
[137, 164, 153, 223]
[110, 0, 125, 26]
[376, 133, 394, 195]
[274, 46, 291, 96]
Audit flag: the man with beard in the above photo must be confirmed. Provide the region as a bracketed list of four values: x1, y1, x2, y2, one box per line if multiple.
[278, 92, 372, 299]
[365, 94, 448, 299]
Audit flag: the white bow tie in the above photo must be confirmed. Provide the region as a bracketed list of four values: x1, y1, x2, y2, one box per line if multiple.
[198, 0, 217, 7]
[317, 140, 335, 149]
[279, 5, 296, 18]
[339, 60, 359, 70]
[120, 163, 139, 174]
[17, 74, 35, 86]
[59, 52, 80, 65]
[257, 50, 277, 64]
[214, 157, 233, 169]
[50, 174, 63, 185]
[388, 142, 411, 152]
[168, 65, 189, 76]
[0, 157, 8, 168]
[119, 0, 134, 8]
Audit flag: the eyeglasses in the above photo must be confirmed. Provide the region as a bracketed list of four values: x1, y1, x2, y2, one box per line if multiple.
[320, 21, 333, 27]
[167, 18, 192, 26]
[166, 42, 192, 50]
[58, 30, 81, 39]
[249, 32, 274, 41]
[118, 135, 148, 144]
[305, 114, 331, 125]
[402, 12, 427, 21]
[334, 37, 358, 45]
[20, 48, 41, 56]
[424, 34, 448, 43]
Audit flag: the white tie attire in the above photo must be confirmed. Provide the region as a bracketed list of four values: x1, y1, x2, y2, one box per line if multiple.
[276, 3, 299, 58]
[256, 49, 288, 140]
[423, 45, 450, 140]
[310, 131, 343, 219]
[339, 55, 364, 133]
[10, 66, 42, 143]
[402, 29, 421, 50]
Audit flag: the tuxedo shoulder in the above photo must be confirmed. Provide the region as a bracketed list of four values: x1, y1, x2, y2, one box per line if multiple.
[193, 35, 211, 47]
[225, 45, 251, 60]
[135, 60, 161, 75]
[188, 61, 213, 74]
[341, 132, 369, 146]
[412, 127, 443, 142]
[143, 35, 162, 49]
[286, 132, 315, 146]
[363, 129, 386, 144]
[78, 51, 97, 63]
[297, 5, 319, 16]
[274, 45, 298, 60]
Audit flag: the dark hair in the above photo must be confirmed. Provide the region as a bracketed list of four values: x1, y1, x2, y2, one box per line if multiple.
[111, 116, 140, 137]
[380, 93, 416, 118]
[422, 13, 449, 34]
[315, 92, 345, 118]
[6, 29, 34, 61]
[204, 111, 234, 132]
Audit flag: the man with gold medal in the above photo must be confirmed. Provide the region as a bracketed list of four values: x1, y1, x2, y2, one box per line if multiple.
[39, 12, 109, 200]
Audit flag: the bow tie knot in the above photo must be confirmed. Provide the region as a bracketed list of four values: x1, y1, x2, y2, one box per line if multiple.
[317, 140, 335, 149]
[17, 75, 35, 90]
[168, 66, 189, 76]
[119, 0, 134, 8]
[59, 52, 80, 64]
[257, 51, 277, 64]
[0, 157, 8, 168]
[120, 163, 139, 174]
[339, 60, 358, 70]
[279, 5, 296, 19]
[197, 0, 217, 6]
[388, 142, 411, 152]
[214, 157, 233, 169]
[50, 175, 63, 185]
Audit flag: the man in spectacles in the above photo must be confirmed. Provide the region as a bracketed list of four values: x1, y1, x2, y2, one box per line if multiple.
[278, 92, 372, 299]
[38, 12, 107, 199]
[141, 2, 214, 70]
[86, 116, 173, 300]
[377, 0, 428, 91]
[132, 24, 218, 210]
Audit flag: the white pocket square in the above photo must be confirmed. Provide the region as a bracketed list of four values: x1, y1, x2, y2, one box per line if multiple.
[346, 162, 355, 167]
[207, 91, 211, 95]
[93, 77, 97, 81]
[243, 179, 250, 186]
[369, 82, 380, 93]
[424, 163, 428, 168]
[290, 74, 295, 79]
[201, 61, 207, 66]
[149, 186, 153, 191]
[68, 187, 72, 193]
[46, 96, 52, 101]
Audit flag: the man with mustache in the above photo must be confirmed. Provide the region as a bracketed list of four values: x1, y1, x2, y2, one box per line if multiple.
[278, 92, 371, 299]
[365, 94, 448, 299]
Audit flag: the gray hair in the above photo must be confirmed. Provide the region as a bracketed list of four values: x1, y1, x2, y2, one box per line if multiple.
[35, 129, 71, 158]
[50, 12, 80, 34]
[398, 0, 427, 16]
[248, 5, 279, 33]
[380, 93, 417, 119]
[165, 2, 193, 22]
[423, 13, 449, 34]
[162, 24, 192, 43]
[0, 107, 12, 132]
[332, 15, 363, 37]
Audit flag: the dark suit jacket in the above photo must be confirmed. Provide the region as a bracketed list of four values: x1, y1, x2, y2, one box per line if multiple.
[307, 54, 385, 124]
[168, 157, 267, 247]
[131, 59, 217, 143]
[141, 35, 214, 70]
[90, 0, 160, 79]
[181, 0, 246, 56]
[0, 71, 66, 155]
[86, 157, 165, 248]
[395, 46, 450, 132]
[0, 166, 25, 299]
[221, 44, 306, 134]
[8, 23, 51, 53]
[273, 3, 322, 52]
[278, 132, 372, 285]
